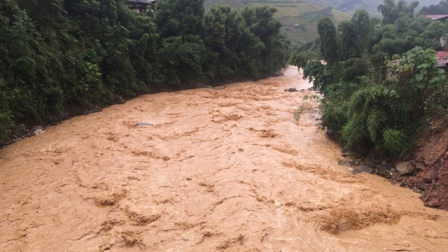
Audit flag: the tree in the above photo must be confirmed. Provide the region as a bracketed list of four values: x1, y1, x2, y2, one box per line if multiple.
[388, 46, 446, 118]
[0, 0, 289, 142]
[417, 21, 448, 49]
[317, 17, 338, 66]
[422, 0, 448, 15]
[202, 5, 250, 79]
[378, 0, 419, 25]
[242, 6, 289, 75]
[371, 15, 433, 56]
[154, 0, 205, 38]
[351, 9, 370, 54]
[339, 21, 362, 60]
[295, 0, 448, 158]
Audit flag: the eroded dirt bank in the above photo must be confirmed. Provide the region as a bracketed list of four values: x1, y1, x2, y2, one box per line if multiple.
[1, 66, 448, 251]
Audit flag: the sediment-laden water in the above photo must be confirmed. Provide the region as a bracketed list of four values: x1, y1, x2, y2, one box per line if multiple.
[1, 66, 448, 251]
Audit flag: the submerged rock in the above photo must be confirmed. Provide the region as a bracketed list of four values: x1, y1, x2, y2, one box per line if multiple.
[284, 88, 298, 92]
[352, 165, 374, 174]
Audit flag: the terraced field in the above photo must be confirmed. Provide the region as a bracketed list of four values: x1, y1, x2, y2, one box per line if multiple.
[204, 0, 350, 44]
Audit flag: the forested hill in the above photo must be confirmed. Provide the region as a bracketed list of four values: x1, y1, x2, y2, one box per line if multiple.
[205, 0, 350, 43]
[0, 0, 289, 142]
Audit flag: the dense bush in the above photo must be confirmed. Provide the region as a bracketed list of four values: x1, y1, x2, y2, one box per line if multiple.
[296, 0, 448, 158]
[0, 0, 289, 141]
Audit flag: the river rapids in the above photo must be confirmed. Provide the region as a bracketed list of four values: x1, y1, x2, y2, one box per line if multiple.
[1, 66, 448, 251]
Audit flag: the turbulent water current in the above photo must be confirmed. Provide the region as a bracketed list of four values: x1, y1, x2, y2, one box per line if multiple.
[1, 66, 448, 251]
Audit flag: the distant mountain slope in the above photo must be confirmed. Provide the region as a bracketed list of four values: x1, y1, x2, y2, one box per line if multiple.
[204, 0, 246, 10]
[301, 0, 441, 15]
[205, 0, 442, 16]
[204, 0, 350, 44]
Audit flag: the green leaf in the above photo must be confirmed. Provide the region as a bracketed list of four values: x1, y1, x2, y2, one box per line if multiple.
[415, 74, 423, 82]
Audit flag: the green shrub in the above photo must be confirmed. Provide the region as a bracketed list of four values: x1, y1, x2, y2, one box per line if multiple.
[0, 112, 12, 141]
[382, 129, 407, 158]
[341, 116, 372, 151]
[321, 100, 348, 133]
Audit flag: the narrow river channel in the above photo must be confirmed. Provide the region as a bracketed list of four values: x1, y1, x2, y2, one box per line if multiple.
[1, 66, 448, 251]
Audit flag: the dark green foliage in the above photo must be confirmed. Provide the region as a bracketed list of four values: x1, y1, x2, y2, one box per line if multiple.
[296, 7, 448, 158]
[339, 21, 362, 60]
[320, 97, 348, 133]
[338, 10, 370, 60]
[154, 0, 205, 38]
[242, 6, 289, 76]
[289, 39, 321, 72]
[203, 5, 260, 79]
[317, 17, 339, 66]
[303, 60, 332, 92]
[289, 51, 313, 69]
[0, 78, 13, 141]
[420, 0, 448, 15]
[369, 0, 447, 57]
[158, 35, 208, 85]
[417, 21, 448, 49]
[383, 129, 407, 157]
[388, 47, 446, 92]
[371, 15, 435, 56]
[377, 0, 419, 25]
[0, 0, 289, 141]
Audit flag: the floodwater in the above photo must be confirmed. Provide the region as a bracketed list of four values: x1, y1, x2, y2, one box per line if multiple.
[1, 66, 448, 251]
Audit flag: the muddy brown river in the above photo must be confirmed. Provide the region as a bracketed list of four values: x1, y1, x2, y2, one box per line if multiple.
[1, 66, 448, 251]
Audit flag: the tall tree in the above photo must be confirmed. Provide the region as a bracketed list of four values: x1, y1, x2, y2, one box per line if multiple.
[339, 9, 371, 60]
[154, 0, 205, 38]
[378, 0, 419, 24]
[203, 6, 248, 79]
[317, 17, 338, 66]
[242, 6, 288, 75]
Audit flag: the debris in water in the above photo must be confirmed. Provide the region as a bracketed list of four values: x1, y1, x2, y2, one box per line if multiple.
[134, 122, 154, 127]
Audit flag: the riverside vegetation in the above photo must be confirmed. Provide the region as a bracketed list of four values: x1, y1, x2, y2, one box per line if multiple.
[291, 0, 448, 159]
[0, 0, 289, 141]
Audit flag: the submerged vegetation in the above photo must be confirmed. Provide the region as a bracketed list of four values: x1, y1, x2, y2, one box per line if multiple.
[291, 0, 448, 158]
[0, 0, 289, 141]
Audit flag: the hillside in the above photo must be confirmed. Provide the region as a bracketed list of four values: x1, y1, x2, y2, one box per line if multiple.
[302, 0, 441, 15]
[205, 0, 442, 16]
[204, 0, 350, 44]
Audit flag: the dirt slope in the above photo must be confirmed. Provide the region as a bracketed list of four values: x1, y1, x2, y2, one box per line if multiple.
[1, 66, 448, 251]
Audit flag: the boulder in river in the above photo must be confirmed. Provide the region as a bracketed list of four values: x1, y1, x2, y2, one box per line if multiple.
[352, 165, 374, 174]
